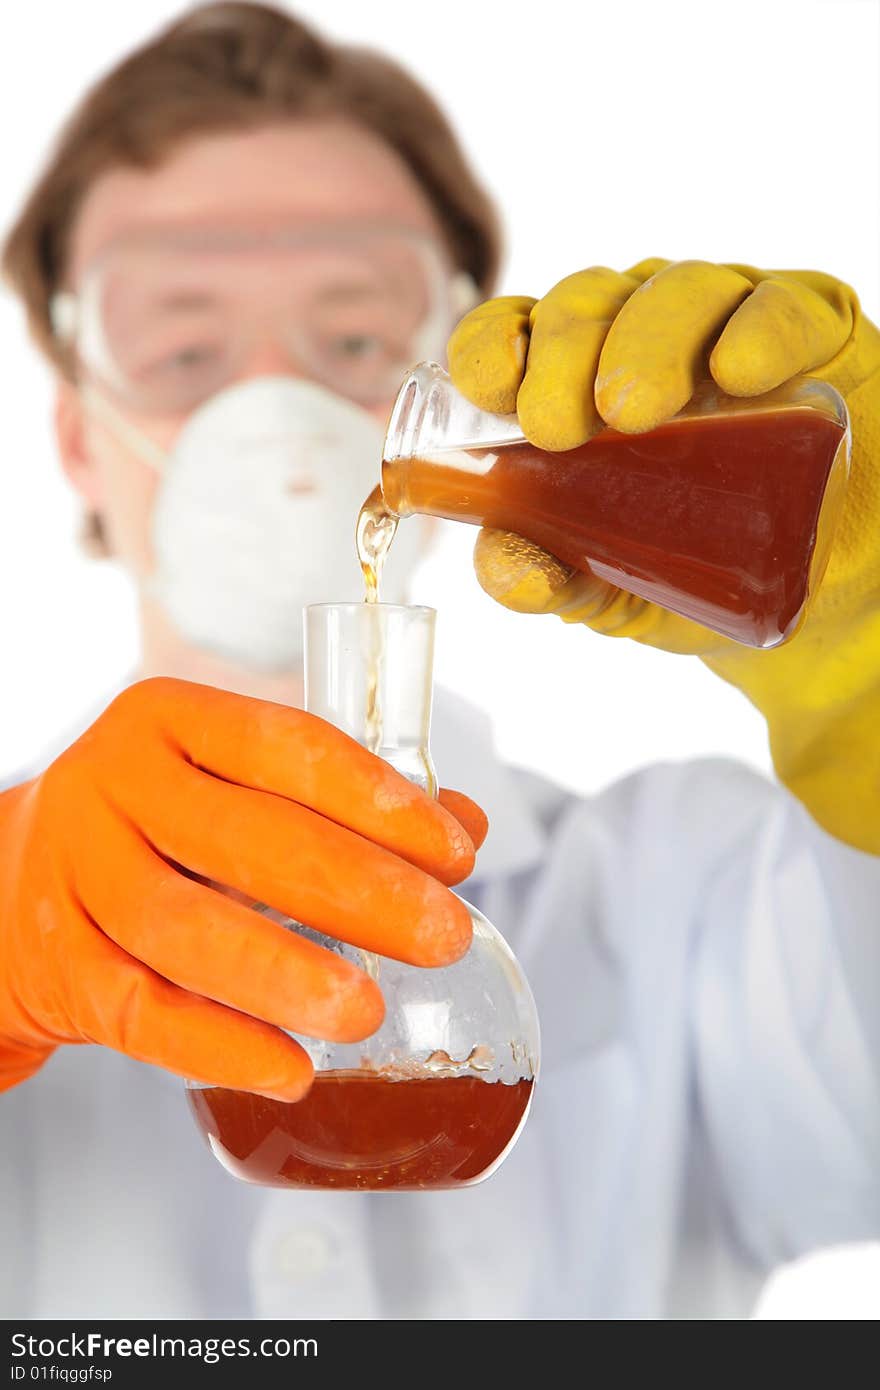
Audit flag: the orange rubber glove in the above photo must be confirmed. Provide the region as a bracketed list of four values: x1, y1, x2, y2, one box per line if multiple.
[0, 677, 486, 1096]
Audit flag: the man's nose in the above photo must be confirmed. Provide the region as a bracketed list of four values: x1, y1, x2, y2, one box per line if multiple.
[238, 341, 308, 382]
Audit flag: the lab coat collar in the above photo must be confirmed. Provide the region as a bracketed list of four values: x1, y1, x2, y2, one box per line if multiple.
[430, 685, 547, 884]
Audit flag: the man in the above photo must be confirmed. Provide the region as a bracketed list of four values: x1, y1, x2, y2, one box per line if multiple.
[1, 2, 877, 1319]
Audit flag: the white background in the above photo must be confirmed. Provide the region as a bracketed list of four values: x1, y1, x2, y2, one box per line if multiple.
[0, 0, 878, 1319]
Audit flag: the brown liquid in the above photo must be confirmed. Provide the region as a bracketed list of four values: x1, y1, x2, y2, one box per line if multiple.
[379, 409, 847, 647]
[356, 485, 398, 605]
[188, 1071, 534, 1190]
[354, 485, 399, 750]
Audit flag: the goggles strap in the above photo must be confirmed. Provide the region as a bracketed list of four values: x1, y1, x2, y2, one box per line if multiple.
[81, 385, 167, 474]
[407, 269, 480, 365]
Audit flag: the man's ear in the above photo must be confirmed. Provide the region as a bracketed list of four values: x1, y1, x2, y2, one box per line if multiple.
[53, 378, 104, 508]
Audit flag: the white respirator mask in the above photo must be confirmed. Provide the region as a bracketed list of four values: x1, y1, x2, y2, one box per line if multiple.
[87, 376, 425, 671]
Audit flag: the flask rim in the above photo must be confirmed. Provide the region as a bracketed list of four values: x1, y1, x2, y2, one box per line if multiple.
[305, 601, 436, 621]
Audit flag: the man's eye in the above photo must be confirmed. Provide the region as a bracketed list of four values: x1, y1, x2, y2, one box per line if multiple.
[165, 344, 219, 370]
[331, 334, 384, 360]
[129, 342, 227, 392]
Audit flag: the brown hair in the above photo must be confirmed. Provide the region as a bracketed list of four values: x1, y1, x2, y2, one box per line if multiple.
[1, 4, 501, 552]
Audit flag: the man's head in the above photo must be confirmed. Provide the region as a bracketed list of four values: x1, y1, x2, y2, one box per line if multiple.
[1, 2, 498, 686]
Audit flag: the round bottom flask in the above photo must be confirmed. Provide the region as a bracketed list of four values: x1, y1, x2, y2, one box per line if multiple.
[186, 602, 540, 1190]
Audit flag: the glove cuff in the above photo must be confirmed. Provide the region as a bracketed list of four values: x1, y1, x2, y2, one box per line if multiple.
[704, 602, 880, 855]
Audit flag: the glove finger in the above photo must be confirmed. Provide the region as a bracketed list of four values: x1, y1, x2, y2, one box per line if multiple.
[474, 526, 613, 617]
[72, 799, 385, 1042]
[595, 259, 752, 432]
[59, 909, 315, 1101]
[710, 276, 854, 395]
[517, 267, 640, 451]
[105, 679, 476, 887]
[112, 746, 473, 968]
[623, 256, 673, 284]
[437, 788, 488, 852]
[447, 295, 537, 414]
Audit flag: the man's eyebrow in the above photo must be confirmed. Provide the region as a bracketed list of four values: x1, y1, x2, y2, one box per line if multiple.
[311, 282, 396, 307]
[151, 289, 220, 311]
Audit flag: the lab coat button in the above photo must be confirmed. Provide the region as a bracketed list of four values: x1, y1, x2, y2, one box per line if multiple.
[272, 1227, 338, 1280]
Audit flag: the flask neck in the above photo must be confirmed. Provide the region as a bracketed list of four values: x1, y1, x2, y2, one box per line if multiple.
[303, 602, 438, 797]
[381, 362, 525, 518]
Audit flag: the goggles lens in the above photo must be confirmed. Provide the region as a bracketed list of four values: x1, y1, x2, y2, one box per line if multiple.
[59, 226, 460, 414]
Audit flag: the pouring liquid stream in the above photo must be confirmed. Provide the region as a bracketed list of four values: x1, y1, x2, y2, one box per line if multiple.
[356, 484, 399, 606]
[355, 485, 399, 753]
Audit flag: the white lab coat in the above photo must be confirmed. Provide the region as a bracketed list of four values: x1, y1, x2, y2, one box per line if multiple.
[1, 685, 878, 1319]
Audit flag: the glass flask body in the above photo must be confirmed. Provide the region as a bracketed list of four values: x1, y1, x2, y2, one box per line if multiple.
[380, 364, 851, 649]
[186, 602, 540, 1190]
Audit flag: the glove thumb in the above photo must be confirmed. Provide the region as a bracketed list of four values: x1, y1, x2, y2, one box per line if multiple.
[474, 528, 608, 617]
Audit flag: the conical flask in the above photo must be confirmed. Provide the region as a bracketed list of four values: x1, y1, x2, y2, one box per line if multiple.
[379, 363, 850, 648]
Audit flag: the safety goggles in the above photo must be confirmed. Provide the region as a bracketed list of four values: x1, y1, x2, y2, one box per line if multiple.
[51, 223, 476, 416]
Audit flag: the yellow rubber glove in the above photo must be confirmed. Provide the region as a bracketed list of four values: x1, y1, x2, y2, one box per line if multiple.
[447, 260, 880, 854]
